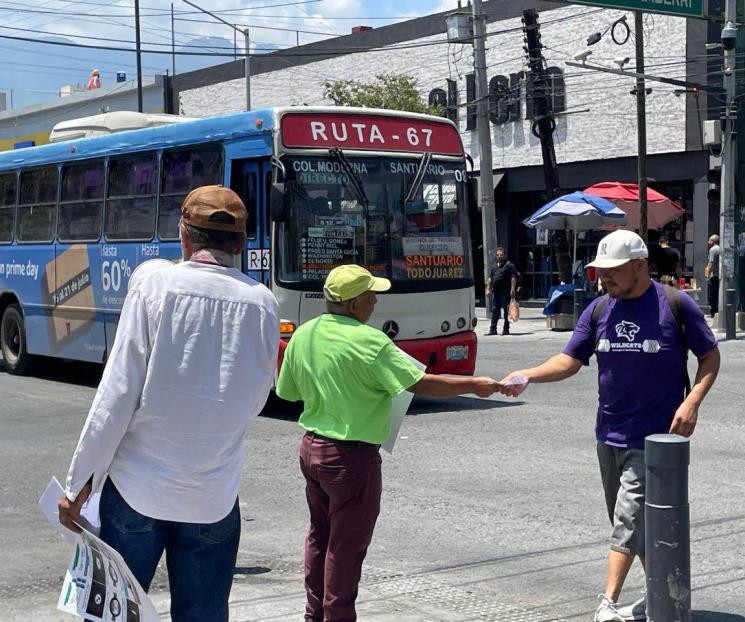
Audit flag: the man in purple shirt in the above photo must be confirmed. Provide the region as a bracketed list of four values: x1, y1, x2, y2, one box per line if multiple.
[500, 230, 720, 622]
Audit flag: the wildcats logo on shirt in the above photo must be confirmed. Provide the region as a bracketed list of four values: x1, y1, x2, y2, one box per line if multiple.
[595, 319, 660, 354]
[615, 320, 641, 342]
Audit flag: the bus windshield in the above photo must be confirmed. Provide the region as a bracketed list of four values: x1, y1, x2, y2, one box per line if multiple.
[276, 155, 473, 290]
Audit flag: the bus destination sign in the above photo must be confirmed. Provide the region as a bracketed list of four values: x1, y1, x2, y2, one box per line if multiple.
[281, 113, 463, 156]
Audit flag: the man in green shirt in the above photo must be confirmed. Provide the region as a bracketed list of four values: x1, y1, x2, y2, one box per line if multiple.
[276, 264, 501, 622]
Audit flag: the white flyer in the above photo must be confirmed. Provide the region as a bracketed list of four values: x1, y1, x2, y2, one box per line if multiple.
[38, 477, 100, 545]
[382, 348, 426, 454]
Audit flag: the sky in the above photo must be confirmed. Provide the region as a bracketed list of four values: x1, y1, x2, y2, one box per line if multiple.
[0, 0, 463, 109]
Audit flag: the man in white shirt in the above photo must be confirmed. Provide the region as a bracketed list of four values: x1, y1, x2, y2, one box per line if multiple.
[58, 185, 279, 622]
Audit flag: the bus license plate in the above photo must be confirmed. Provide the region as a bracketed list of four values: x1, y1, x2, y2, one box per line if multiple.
[446, 345, 469, 361]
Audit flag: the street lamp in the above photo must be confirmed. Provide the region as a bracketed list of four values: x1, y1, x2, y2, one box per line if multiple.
[182, 0, 251, 111]
[445, 2, 498, 309]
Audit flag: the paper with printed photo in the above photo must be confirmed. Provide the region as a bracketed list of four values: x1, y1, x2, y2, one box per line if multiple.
[58, 528, 158, 621]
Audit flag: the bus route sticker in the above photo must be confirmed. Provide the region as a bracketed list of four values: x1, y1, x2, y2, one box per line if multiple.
[58, 527, 158, 622]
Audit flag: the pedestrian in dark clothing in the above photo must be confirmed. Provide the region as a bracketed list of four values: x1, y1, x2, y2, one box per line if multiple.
[653, 236, 681, 286]
[485, 247, 518, 336]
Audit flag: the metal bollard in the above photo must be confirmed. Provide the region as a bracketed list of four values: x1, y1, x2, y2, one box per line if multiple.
[573, 288, 583, 328]
[645, 434, 691, 622]
[725, 288, 736, 340]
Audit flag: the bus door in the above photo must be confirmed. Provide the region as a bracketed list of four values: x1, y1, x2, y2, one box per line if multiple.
[231, 160, 269, 285]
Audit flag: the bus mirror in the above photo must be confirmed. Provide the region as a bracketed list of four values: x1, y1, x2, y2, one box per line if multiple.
[270, 183, 288, 222]
[466, 177, 478, 211]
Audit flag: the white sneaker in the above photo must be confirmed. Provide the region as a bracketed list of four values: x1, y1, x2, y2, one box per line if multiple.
[615, 596, 646, 621]
[594, 595, 624, 622]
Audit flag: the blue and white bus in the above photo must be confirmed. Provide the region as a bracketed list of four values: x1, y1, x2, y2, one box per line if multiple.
[0, 107, 477, 376]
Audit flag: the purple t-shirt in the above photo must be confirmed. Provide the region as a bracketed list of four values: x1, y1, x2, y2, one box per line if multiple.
[564, 283, 717, 449]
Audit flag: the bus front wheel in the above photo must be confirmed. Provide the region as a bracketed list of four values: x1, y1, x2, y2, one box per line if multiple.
[1, 304, 33, 375]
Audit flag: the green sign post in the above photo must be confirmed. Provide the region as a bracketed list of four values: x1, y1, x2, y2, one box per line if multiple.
[572, 0, 704, 18]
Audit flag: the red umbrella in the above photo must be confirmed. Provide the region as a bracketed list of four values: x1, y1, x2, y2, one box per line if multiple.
[583, 181, 685, 230]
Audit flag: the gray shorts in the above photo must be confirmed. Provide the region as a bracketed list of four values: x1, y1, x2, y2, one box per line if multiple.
[596, 442, 646, 557]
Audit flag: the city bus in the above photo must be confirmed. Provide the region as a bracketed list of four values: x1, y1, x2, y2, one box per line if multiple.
[0, 107, 477, 376]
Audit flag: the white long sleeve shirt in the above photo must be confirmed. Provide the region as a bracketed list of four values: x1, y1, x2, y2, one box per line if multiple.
[65, 260, 279, 523]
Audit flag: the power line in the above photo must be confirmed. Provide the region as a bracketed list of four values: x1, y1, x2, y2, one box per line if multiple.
[0, 0, 324, 18]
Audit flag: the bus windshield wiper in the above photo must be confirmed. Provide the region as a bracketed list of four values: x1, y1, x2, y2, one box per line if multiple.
[404, 151, 432, 204]
[329, 147, 369, 210]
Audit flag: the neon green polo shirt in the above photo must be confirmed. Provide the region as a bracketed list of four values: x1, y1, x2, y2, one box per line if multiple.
[276, 313, 425, 444]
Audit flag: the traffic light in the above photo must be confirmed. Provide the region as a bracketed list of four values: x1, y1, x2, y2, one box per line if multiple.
[707, 167, 721, 207]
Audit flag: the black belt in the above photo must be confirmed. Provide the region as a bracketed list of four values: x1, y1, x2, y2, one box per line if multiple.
[304, 431, 377, 448]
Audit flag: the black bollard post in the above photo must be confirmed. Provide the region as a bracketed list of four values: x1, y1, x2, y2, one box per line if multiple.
[725, 288, 736, 340]
[573, 288, 583, 328]
[645, 434, 691, 622]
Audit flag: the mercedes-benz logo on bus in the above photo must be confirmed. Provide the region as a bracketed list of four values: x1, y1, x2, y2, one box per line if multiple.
[382, 320, 399, 338]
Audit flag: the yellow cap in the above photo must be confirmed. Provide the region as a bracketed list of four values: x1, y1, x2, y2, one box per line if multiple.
[323, 264, 391, 302]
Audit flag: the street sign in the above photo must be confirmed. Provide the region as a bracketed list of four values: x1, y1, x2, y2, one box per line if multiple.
[571, 0, 703, 18]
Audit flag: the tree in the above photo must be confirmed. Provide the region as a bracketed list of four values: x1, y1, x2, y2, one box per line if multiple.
[323, 73, 441, 115]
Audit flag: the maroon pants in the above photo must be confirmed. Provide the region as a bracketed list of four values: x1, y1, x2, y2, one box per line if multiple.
[299, 432, 382, 622]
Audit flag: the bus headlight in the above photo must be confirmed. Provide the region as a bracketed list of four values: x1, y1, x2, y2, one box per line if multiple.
[456, 317, 466, 329]
[280, 321, 296, 335]
[471, 317, 478, 328]
[441, 321, 450, 333]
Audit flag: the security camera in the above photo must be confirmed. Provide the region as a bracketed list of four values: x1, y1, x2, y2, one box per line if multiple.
[614, 56, 630, 68]
[574, 49, 592, 62]
[721, 21, 737, 50]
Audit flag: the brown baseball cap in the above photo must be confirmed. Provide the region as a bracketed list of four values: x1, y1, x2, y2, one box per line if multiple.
[180, 185, 247, 233]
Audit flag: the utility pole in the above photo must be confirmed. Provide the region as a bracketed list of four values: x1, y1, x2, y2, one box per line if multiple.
[635, 12, 648, 244]
[134, 0, 143, 112]
[244, 28, 251, 111]
[171, 3, 176, 76]
[182, 0, 251, 111]
[472, 0, 498, 300]
[718, 0, 737, 335]
[523, 9, 560, 199]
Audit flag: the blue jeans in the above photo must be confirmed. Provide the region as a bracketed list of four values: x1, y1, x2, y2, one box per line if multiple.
[490, 291, 511, 332]
[99, 478, 240, 622]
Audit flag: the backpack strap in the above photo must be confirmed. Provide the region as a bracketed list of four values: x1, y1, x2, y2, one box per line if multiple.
[661, 284, 691, 395]
[590, 294, 610, 351]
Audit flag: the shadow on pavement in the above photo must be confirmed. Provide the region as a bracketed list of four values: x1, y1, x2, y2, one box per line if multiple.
[260, 394, 520, 420]
[693, 613, 745, 622]
[0, 356, 103, 387]
[408, 395, 522, 415]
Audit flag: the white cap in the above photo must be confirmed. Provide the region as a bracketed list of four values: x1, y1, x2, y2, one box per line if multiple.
[586, 230, 648, 269]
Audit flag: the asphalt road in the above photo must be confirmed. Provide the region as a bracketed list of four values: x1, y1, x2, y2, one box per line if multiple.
[1, 309, 744, 621]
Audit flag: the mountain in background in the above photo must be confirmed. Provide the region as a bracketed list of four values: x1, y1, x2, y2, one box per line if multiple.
[0, 34, 259, 110]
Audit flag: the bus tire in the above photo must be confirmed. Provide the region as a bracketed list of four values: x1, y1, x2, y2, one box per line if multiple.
[1, 304, 33, 375]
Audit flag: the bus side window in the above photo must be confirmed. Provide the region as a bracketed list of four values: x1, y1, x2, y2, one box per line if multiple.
[59, 161, 104, 242]
[106, 154, 157, 241]
[0, 173, 16, 243]
[17, 166, 57, 243]
[159, 145, 224, 240]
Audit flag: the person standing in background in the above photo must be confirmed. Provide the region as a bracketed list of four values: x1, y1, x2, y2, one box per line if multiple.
[485, 247, 518, 336]
[87, 69, 101, 90]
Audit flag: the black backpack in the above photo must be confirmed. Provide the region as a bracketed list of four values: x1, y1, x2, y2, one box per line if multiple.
[589, 284, 690, 395]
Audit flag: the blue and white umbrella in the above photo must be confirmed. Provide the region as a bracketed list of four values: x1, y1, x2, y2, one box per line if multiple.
[523, 191, 626, 273]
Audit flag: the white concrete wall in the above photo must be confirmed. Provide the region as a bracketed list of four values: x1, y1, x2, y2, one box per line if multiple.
[179, 5, 687, 170]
